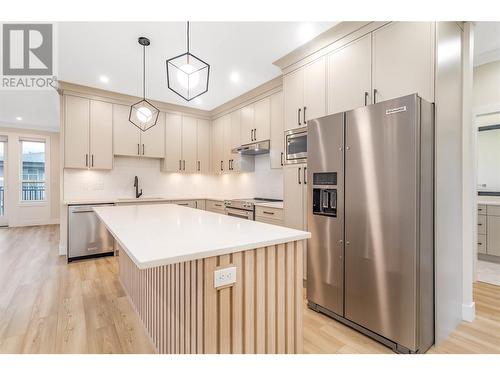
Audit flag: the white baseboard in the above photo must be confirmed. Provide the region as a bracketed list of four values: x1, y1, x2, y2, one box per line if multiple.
[462, 302, 476, 322]
[59, 243, 66, 256]
[8, 218, 60, 227]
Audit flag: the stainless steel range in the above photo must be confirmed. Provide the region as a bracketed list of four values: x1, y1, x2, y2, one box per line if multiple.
[224, 198, 282, 220]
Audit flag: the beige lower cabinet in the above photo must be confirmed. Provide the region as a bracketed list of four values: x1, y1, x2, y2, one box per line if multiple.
[487, 215, 500, 257]
[206, 199, 225, 214]
[195, 199, 206, 210]
[478, 204, 500, 258]
[172, 200, 197, 209]
[255, 206, 284, 226]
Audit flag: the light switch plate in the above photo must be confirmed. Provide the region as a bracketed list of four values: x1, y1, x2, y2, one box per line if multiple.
[214, 266, 237, 288]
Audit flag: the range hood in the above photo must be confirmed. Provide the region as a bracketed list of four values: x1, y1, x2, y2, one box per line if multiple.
[232, 140, 270, 156]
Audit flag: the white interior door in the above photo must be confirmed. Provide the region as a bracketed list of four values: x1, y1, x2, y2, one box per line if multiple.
[0, 138, 7, 226]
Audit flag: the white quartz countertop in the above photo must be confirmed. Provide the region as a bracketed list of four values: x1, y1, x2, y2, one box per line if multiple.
[478, 196, 500, 206]
[254, 201, 283, 209]
[94, 204, 310, 269]
[64, 196, 227, 205]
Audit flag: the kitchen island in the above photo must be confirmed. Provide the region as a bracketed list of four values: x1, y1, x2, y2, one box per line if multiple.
[94, 204, 310, 354]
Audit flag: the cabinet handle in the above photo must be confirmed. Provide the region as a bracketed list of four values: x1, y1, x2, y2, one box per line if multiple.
[303, 107, 306, 124]
[298, 167, 302, 184]
[478, 223, 483, 226]
[215, 204, 222, 207]
[85, 154, 88, 167]
[364, 92, 369, 106]
[197, 160, 200, 172]
[179, 160, 182, 171]
[254, 128, 257, 141]
[304, 166, 307, 184]
[183, 160, 186, 171]
[221, 160, 223, 171]
[229, 159, 233, 170]
[280, 152, 284, 166]
[298, 108, 301, 125]
[91, 154, 94, 167]
[478, 242, 483, 245]
[137, 144, 140, 155]
[142, 144, 145, 155]
[373, 88, 378, 104]
[262, 211, 275, 215]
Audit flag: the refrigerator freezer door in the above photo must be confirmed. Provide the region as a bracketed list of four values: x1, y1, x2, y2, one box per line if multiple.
[307, 112, 345, 316]
[344, 94, 419, 351]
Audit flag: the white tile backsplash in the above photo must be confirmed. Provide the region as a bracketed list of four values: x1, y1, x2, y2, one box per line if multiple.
[64, 155, 283, 201]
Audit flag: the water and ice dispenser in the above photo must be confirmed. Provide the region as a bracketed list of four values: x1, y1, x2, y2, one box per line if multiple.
[312, 172, 337, 217]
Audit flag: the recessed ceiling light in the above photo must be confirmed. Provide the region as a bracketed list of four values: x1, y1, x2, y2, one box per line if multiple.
[99, 75, 109, 84]
[16, 116, 22, 121]
[297, 23, 315, 44]
[230, 71, 240, 83]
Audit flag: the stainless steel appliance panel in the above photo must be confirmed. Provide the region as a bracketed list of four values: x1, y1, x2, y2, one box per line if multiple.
[344, 95, 419, 350]
[307, 112, 345, 316]
[225, 207, 254, 220]
[284, 127, 307, 164]
[68, 204, 115, 260]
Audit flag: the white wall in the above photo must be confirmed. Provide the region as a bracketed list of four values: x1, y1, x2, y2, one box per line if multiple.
[0, 126, 60, 226]
[473, 60, 500, 115]
[63, 154, 282, 202]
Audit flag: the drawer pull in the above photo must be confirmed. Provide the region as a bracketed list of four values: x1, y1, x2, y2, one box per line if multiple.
[262, 211, 275, 215]
[478, 223, 483, 226]
[215, 204, 222, 207]
[478, 242, 483, 245]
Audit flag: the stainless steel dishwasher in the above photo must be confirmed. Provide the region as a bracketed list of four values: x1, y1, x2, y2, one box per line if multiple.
[68, 203, 115, 262]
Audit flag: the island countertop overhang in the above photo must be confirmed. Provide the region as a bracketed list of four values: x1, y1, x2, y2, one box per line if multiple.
[94, 204, 310, 269]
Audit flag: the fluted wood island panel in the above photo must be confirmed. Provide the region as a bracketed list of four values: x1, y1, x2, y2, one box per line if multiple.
[118, 241, 304, 354]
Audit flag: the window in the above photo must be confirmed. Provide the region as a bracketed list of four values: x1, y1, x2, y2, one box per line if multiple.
[20, 140, 46, 201]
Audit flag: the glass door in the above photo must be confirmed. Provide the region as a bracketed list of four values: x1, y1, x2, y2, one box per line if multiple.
[0, 138, 7, 226]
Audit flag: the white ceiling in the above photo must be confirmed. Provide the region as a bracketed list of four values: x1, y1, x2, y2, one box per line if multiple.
[0, 22, 337, 133]
[474, 22, 500, 66]
[57, 22, 337, 110]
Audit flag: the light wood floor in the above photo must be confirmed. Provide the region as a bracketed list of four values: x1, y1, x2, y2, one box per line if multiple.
[1, 225, 499, 354]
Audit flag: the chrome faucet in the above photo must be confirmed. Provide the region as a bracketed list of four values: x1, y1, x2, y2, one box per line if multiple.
[134, 176, 143, 198]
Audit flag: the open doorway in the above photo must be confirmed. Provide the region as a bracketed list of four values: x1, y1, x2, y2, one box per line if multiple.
[473, 22, 500, 286]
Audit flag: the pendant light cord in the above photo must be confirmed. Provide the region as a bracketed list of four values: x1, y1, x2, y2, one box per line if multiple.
[187, 21, 190, 54]
[142, 44, 146, 99]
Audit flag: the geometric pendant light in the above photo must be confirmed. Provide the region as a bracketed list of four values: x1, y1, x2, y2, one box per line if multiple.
[166, 22, 210, 101]
[129, 37, 159, 132]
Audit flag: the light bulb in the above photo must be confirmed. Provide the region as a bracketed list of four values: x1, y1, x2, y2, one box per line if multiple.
[136, 106, 152, 123]
[177, 64, 200, 90]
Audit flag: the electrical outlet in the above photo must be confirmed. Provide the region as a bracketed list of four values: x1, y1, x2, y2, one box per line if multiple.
[214, 266, 237, 288]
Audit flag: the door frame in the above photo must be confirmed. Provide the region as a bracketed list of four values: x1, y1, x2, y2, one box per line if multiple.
[0, 136, 8, 226]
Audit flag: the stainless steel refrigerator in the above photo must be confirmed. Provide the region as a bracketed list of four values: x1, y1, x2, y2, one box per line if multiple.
[307, 94, 434, 353]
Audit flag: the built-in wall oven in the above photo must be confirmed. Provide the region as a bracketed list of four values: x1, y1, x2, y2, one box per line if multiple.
[225, 206, 254, 220]
[284, 127, 307, 164]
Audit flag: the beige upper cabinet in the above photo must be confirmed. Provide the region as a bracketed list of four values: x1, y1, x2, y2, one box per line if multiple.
[303, 56, 326, 123]
[64, 96, 112, 170]
[89, 100, 113, 169]
[182, 116, 198, 173]
[372, 22, 435, 103]
[163, 113, 182, 172]
[140, 112, 165, 158]
[240, 104, 254, 144]
[327, 34, 372, 114]
[270, 91, 284, 169]
[196, 119, 210, 173]
[228, 110, 241, 172]
[283, 57, 326, 130]
[283, 68, 304, 130]
[64, 95, 90, 169]
[253, 97, 271, 142]
[113, 104, 141, 157]
[212, 116, 225, 173]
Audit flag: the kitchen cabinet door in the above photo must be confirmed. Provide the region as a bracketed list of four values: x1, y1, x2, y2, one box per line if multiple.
[283, 68, 304, 130]
[372, 22, 435, 103]
[254, 97, 270, 141]
[303, 57, 326, 123]
[283, 164, 306, 230]
[270, 91, 284, 169]
[182, 116, 198, 173]
[487, 216, 500, 256]
[64, 95, 89, 169]
[328, 34, 372, 114]
[164, 113, 182, 172]
[113, 104, 141, 157]
[228, 110, 241, 172]
[89, 100, 113, 169]
[140, 112, 165, 158]
[240, 104, 254, 144]
[212, 117, 224, 173]
[196, 119, 210, 173]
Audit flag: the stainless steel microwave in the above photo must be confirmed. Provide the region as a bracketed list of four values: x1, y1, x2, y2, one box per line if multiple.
[284, 127, 307, 164]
